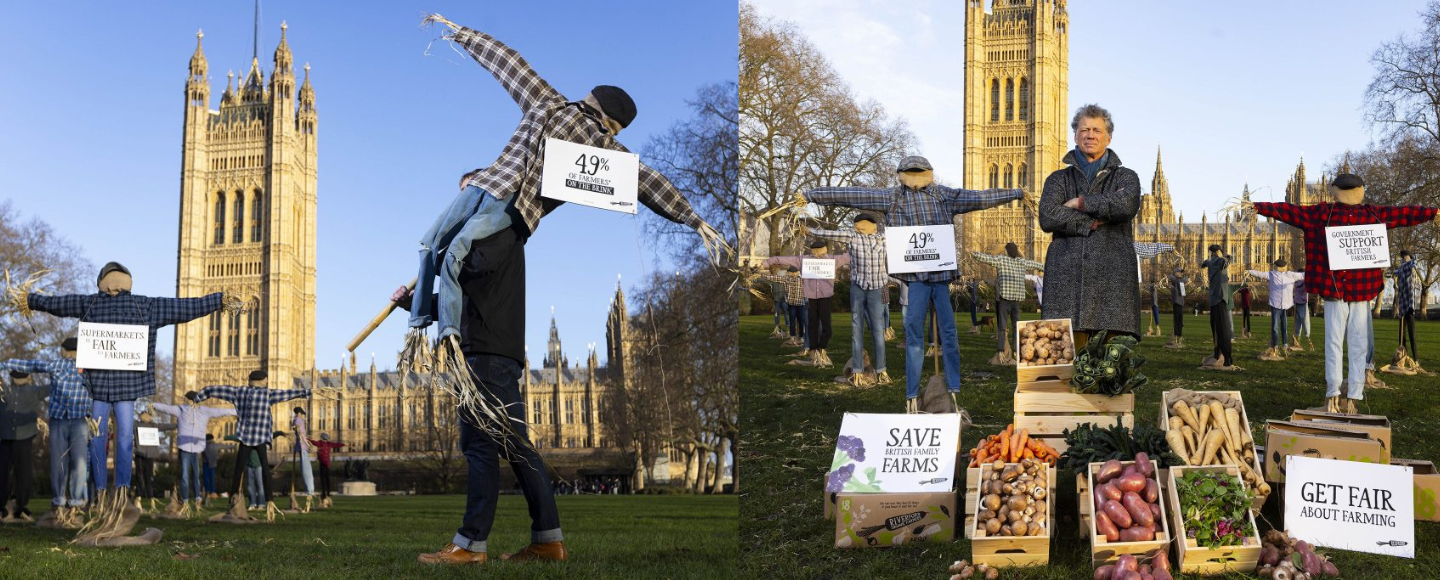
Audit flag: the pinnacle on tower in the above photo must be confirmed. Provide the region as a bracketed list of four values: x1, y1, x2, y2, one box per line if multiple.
[273, 21, 292, 71]
[1154, 145, 1163, 174]
[189, 29, 208, 77]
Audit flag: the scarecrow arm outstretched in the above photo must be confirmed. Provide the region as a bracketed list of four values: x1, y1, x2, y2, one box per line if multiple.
[26, 293, 89, 319]
[148, 293, 224, 327]
[447, 25, 564, 112]
[806, 187, 892, 212]
[935, 185, 1022, 217]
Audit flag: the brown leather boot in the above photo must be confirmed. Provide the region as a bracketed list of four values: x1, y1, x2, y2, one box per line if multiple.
[502, 541, 568, 562]
[418, 543, 487, 565]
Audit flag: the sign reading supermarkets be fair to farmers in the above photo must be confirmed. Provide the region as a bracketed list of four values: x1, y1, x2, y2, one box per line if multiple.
[1285, 456, 1414, 558]
[885, 225, 958, 274]
[801, 258, 836, 280]
[540, 138, 639, 214]
[75, 322, 149, 371]
[1325, 224, 1390, 270]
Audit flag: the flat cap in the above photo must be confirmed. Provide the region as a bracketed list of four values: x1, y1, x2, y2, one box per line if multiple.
[61, 337, 79, 351]
[897, 155, 933, 172]
[853, 212, 878, 224]
[248, 370, 268, 382]
[809, 240, 827, 249]
[97, 261, 130, 285]
[1333, 173, 1364, 190]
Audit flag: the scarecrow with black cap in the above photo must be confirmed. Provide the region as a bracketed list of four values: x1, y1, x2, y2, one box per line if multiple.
[1249, 173, 1440, 413]
[1383, 249, 1425, 373]
[762, 242, 852, 368]
[18, 261, 238, 543]
[2, 337, 91, 529]
[801, 155, 1023, 412]
[972, 242, 1045, 365]
[809, 212, 892, 383]
[190, 370, 311, 521]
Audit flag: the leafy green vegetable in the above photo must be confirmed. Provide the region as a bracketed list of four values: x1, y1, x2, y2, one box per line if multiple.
[1070, 330, 1148, 395]
[1059, 417, 1184, 469]
[1176, 469, 1256, 548]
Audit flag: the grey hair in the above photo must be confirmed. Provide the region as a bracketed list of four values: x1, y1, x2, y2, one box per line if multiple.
[1071, 104, 1114, 134]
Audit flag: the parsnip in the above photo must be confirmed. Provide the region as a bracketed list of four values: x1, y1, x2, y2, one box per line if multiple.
[1169, 416, 1184, 432]
[1173, 401, 1199, 433]
[1224, 408, 1243, 456]
[1198, 402, 1212, 435]
[1181, 426, 1198, 460]
[1200, 428, 1225, 465]
[1166, 428, 1189, 464]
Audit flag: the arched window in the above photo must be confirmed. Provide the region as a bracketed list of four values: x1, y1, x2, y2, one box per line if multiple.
[1018, 163, 1029, 189]
[232, 191, 244, 244]
[214, 192, 226, 245]
[1005, 78, 1015, 122]
[990, 79, 1000, 122]
[228, 312, 240, 356]
[208, 312, 222, 357]
[989, 165, 1000, 189]
[1018, 78, 1030, 121]
[245, 301, 259, 356]
[1004, 164, 1014, 188]
[251, 191, 263, 242]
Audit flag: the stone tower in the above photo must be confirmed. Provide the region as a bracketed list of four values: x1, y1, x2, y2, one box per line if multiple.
[962, 0, 1069, 259]
[1138, 146, 1176, 230]
[544, 314, 566, 369]
[174, 24, 318, 396]
[605, 281, 630, 387]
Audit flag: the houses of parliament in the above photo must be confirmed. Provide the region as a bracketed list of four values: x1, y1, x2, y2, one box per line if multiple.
[169, 25, 669, 483]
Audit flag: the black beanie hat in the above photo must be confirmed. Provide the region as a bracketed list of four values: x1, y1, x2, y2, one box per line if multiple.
[97, 261, 130, 285]
[294, 407, 306, 415]
[61, 337, 79, 351]
[8, 370, 28, 379]
[249, 370, 267, 382]
[809, 241, 827, 249]
[1274, 258, 1287, 268]
[591, 85, 636, 128]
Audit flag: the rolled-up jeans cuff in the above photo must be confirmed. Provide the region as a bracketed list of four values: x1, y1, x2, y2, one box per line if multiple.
[451, 533, 486, 553]
[533, 528, 564, 544]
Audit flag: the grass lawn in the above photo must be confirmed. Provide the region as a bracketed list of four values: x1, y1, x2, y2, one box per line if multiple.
[739, 309, 1440, 579]
[0, 494, 736, 579]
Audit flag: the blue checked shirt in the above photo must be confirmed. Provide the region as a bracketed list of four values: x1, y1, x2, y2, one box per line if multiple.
[194, 386, 310, 447]
[1133, 242, 1174, 259]
[1394, 260, 1420, 314]
[806, 185, 1023, 283]
[28, 292, 222, 402]
[809, 228, 889, 290]
[1, 358, 91, 420]
[972, 252, 1044, 301]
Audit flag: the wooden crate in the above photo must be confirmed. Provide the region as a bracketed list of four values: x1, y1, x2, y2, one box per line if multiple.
[1165, 465, 1262, 574]
[966, 463, 1055, 567]
[1158, 390, 1267, 513]
[1015, 319, 1076, 383]
[1014, 379, 1135, 455]
[1078, 468, 1168, 540]
[1084, 461, 1171, 567]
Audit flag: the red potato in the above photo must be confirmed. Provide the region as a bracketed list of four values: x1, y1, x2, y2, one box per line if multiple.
[1096, 511, 1120, 542]
[1150, 550, 1171, 572]
[1123, 492, 1154, 527]
[1100, 481, 1124, 502]
[1116, 554, 1138, 572]
[1116, 572, 1141, 580]
[1140, 564, 1151, 574]
[1116, 472, 1147, 494]
[1134, 452, 1154, 477]
[1093, 565, 1115, 580]
[1095, 487, 1106, 513]
[1143, 478, 1160, 503]
[1097, 460, 1123, 483]
[1141, 573, 1155, 580]
[1148, 502, 1162, 521]
[1103, 500, 1133, 528]
[1119, 526, 1155, 542]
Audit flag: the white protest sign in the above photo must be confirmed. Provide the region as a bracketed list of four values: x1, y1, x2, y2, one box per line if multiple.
[1325, 224, 1390, 271]
[802, 258, 835, 280]
[76, 322, 149, 371]
[827, 413, 960, 494]
[1285, 456, 1414, 558]
[885, 225, 958, 274]
[138, 427, 160, 447]
[539, 138, 639, 214]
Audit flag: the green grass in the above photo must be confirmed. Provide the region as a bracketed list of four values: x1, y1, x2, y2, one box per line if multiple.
[739, 309, 1440, 579]
[0, 494, 736, 579]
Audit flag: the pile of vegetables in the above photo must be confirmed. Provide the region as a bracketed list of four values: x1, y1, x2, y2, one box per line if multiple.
[1094, 550, 1173, 580]
[1258, 530, 1340, 579]
[1059, 418, 1183, 470]
[1071, 331, 1148, 395]
[1174, 469, 1256, 549]
[968, 424, 1061, 466]
[1018, 320, 1074, 367]
[947, 559, 999, 580]
[974, 458, 1049, 539]
[1163, 391, 1271, 502]
[1090, 454, 1165, 544]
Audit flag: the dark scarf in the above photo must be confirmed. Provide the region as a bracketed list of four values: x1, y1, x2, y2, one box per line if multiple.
[1072, 149, 1109, 184]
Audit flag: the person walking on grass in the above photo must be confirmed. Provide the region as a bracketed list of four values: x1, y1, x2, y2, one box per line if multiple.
[190, 370, 310, 517]
[151, 393, 235, 509]
[2, 339, 92, 527]
[308, 433, 344, 505]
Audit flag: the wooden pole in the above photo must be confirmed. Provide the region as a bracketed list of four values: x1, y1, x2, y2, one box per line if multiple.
[346, 278, 417, 353]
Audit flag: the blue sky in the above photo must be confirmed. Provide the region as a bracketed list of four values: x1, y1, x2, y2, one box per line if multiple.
[0, 1, 736, 371]
[753, 0, 1427, 213]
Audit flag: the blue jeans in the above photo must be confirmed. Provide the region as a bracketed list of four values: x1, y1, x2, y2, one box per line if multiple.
[774, 296, 785, 327]
[203, 463, 216, 494]
[1294, 303, 1310, 338]
[48, 418, 89, 507]
[89, 400, 135, 490]
[1151, 304, 1161, 327]
[298, 444, 315, 496]
[850, 287, 887, 372]
[178, 451, 203, 501]
[1323, 300, 1370, 399]
[1270, 307, 1288, 348]
[791, 304, 809, 346]
[245, 465, 265, 507]
[454, 354, 562, 553]
[904, 281, 961, 399]
[412, 185, 514, 336]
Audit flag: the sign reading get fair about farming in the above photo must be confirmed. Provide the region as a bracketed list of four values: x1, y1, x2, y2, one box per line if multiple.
[75, 322, 149, 371]
[885, 225, 958, 274]
[802, 258, 836, 280]
[1324, 224, 1390, 270]
[1285, 456, 1414, 558]
[827, 413, 960, 494]
[539, 138, 640, 214]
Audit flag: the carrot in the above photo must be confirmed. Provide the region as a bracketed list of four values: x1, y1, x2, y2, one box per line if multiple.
[1010, 428, 1023, 461]
[998, 427, 1011, 462]
[1015, 429, 1030, 462]
[1022, 448, 1034, 460]
[974, 449, 988, 466]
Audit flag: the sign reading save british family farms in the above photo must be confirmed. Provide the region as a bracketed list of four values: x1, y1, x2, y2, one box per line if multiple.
[828, 413, 961, 494]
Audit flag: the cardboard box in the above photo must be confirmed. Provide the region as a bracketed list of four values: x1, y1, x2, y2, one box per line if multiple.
[1392, 458, 1440, 523]
[1263, 420, 1385, 483]
[1290, 409, 1391, 462]
[834, 491, 956, 548]
[825, 413, 964, 521]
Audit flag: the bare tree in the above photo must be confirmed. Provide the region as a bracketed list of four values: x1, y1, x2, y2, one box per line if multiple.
[642, 82, 739, 264]
[1365, 1, 1440, 149]
[0, 200, 93, 357]
[405, 395, 464, 493]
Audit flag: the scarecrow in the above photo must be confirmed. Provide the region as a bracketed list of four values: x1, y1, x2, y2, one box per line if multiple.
[810, 213, 891, 384]
[11, 262, 238, 544]
[763, 242, 852, 368]
[151, 392, 236, 514]
[191, 370, 311, 523]
[972, 243, 1044, 365]
[1132, 242, 1176, 337]
[3, 340, 92, 529]
[802, 155, 1023, 413]
[1249, 173, 1440, 412]
[1246, 259, 1306, 361]
[1382, 249, 1429, 375]
[1199, 245, 1244, 371]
